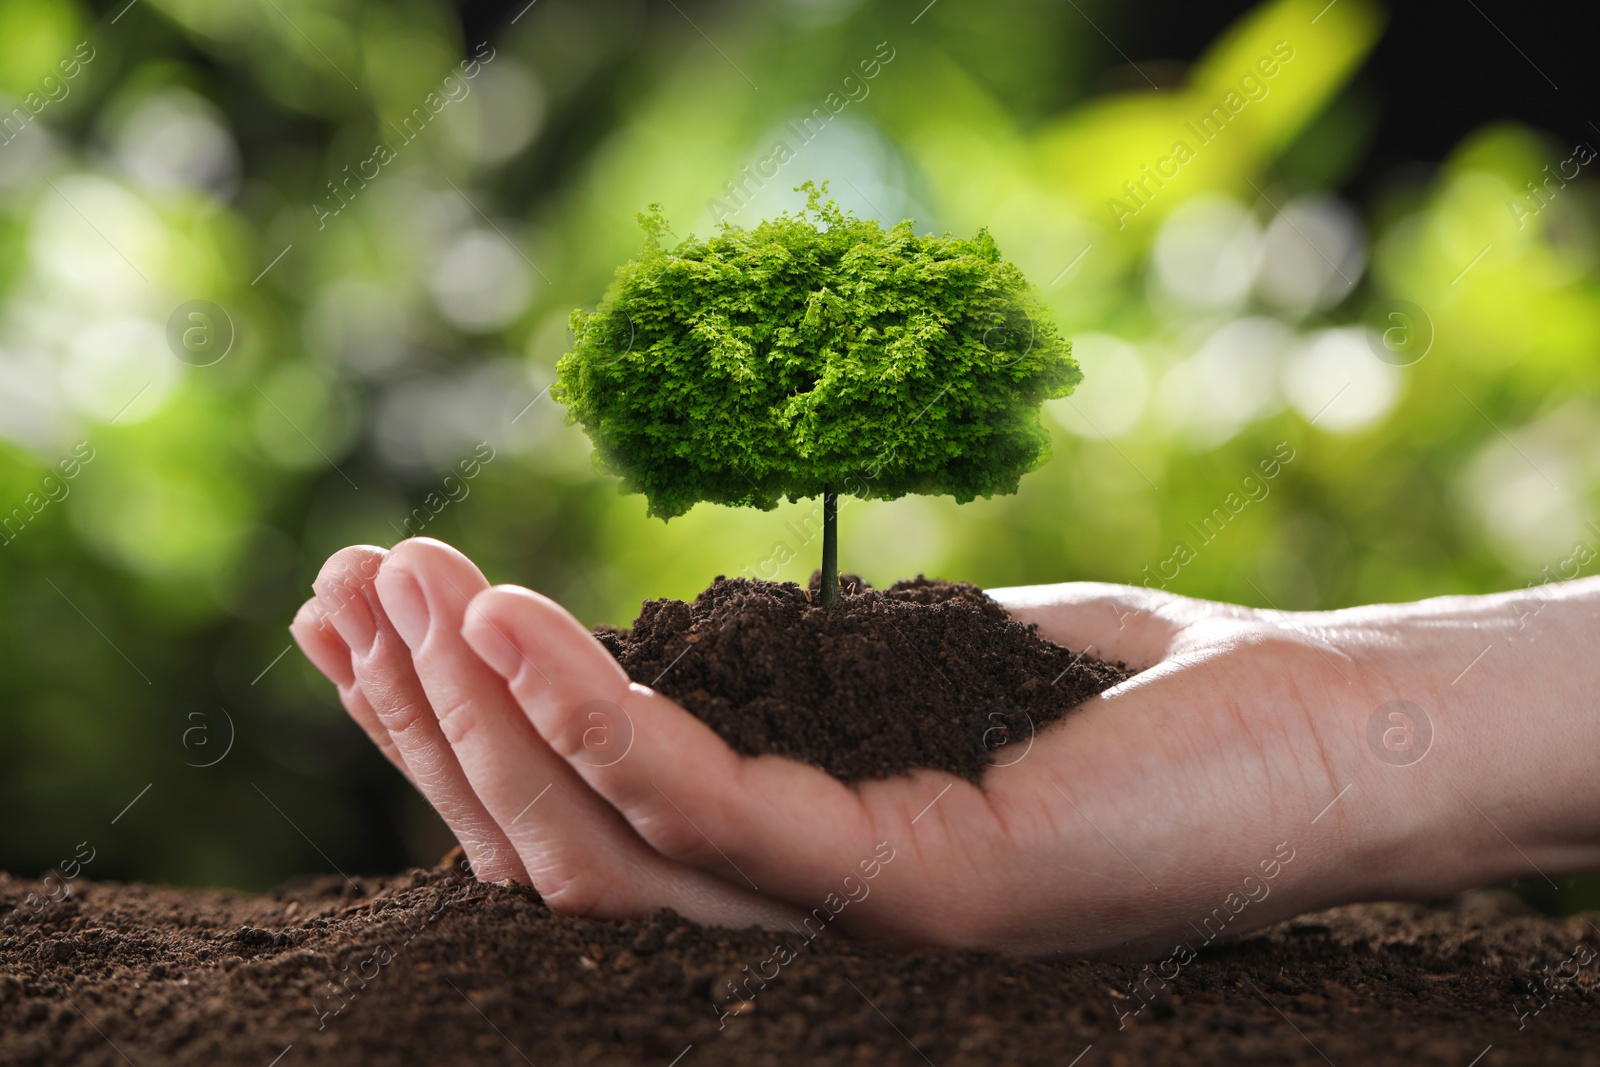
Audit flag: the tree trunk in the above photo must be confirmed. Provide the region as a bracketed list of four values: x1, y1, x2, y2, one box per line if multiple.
[820, 489, 839, 606]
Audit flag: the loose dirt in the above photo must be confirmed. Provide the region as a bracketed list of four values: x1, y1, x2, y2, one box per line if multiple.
[596, 575, 1129, 782]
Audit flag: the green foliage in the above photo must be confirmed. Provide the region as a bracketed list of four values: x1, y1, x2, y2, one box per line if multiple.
[556, 183, 1081, 520]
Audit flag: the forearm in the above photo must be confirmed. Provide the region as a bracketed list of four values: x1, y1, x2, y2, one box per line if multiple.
[1325, 575, 1600, 895]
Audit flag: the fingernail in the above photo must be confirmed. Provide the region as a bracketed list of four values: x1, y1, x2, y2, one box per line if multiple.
[462, 609, 522, 679]
[378, 570, 431, 650]
[315, 580, 375, 656]
[290, 598, 326, 632]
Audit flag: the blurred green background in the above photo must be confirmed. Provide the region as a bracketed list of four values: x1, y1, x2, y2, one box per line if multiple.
[2, 0, 1596, 912]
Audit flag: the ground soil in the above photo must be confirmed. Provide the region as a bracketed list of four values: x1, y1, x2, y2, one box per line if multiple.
[595, 575, 1130, 782]
[3, 864, 1598, 1066]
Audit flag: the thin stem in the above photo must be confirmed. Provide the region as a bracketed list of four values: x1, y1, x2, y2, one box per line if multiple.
[820, 489, 839, 606]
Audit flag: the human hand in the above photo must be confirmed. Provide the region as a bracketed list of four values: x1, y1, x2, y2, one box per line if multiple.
[288, 538, 800, 929]
[444, 568, 1600, 958]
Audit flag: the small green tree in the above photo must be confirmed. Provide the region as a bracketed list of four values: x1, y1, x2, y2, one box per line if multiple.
[555, 183, 1081, 605]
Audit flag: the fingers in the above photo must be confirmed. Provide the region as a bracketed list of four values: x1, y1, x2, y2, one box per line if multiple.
[376, 539, 805, 928]
[289, 595, 414, 785]
[312, 545, 529, 885]
[461, 583, 883, 909]
[987, 581, 1225, 669]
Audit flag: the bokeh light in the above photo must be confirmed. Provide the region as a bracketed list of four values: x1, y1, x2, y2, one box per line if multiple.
[1, 0, 1596, 919]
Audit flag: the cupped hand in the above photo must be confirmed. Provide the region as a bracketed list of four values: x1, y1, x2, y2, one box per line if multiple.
[288, 538, 801, 929]
[446, 576, 1432, 958]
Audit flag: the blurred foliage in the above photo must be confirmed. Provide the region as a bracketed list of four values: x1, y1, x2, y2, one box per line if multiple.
[1, 0, 1596, 916]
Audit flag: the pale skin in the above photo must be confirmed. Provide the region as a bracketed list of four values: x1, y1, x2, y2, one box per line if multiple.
[291, 537, 1600, 958]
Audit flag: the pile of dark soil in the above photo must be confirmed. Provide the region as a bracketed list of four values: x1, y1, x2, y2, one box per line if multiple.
[595, 575, 1130, 782]
[4, 864, 1597, 1066]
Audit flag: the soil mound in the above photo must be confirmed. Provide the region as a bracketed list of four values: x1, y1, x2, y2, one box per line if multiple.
[595, 575, 1130, 782]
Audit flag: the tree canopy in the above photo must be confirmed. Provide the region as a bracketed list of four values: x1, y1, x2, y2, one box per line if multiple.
[555, 184, 1080, 521]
